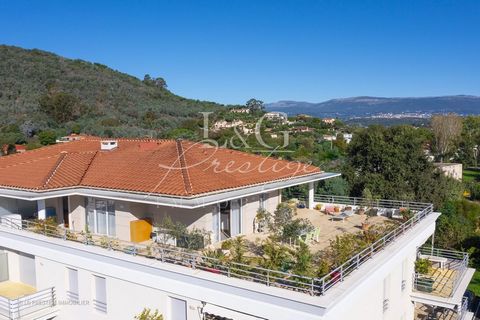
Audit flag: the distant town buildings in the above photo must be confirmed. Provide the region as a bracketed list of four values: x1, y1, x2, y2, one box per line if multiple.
[322, 118, 336, 125]
[434, 163, 463, 181]
[343, 133, 353, 144]
[56, 133, 88, 143]
[229, 107, 250, 114]
[264, 111, 288, 124]
[290, 126, 314, 133]
[212, 119, 245, 131]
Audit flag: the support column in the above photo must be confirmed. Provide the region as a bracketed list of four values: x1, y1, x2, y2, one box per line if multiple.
[37, 199, 46, 220]
[308, 182, 315, 209]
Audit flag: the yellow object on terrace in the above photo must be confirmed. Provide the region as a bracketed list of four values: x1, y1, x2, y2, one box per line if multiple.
[0, 281, 36, 300]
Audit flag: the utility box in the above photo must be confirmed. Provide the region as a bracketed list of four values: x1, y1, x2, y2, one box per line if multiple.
[130, 219, 152, 243]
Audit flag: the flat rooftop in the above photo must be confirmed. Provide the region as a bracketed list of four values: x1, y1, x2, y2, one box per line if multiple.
[243, 208, 391, 253]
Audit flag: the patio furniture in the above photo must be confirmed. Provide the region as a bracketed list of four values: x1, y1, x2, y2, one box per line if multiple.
[324, 206, 335, 215]
[312, 227, 320, 242]
[418, 254, 447, 269]
[330, 210, 354, 222]
[297, 201, 306, 209]
[298, 227, 320, 245]
[298, 232, 313, 244]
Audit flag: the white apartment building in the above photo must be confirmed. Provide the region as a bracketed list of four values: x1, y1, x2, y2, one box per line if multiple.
[0, 138, 475, 320]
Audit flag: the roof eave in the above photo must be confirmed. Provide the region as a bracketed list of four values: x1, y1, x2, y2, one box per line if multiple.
[0, 172, 340, 209]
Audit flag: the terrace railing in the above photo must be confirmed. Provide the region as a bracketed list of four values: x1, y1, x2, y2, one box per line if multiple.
[0, 195, 434, 297]
[0, 287, 55, 320]
[459, 296, 469, 320]
[413, 247, 469, 298]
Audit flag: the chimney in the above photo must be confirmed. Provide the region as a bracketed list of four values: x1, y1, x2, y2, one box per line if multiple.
[100, 140, 118, 151]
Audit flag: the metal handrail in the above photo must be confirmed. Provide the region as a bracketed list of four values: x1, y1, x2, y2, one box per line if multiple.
[0, 195, 434, 297]
[459, 296, 469, 320]
[0, 287, 55, 320]
[414, 247, 469, 298]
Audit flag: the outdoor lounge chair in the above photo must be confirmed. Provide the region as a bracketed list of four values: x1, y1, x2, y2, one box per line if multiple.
[324, 205, 335, 215]
[330, 210, 354, 222]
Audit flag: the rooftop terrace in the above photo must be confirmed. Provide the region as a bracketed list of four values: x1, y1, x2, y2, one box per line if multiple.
[0, 194, 435, 297]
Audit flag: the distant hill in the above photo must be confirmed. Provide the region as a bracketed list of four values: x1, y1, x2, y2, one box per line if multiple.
[266, 96, 480, 121]
[0, 45, 225, 137]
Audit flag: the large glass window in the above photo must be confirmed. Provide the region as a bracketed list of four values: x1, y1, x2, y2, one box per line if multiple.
[86, 198, 115, 236]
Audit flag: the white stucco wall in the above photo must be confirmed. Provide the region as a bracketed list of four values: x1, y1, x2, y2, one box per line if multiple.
[0, 210, 441, 320]
[69, 195, 86, 232]
[68, 191, 281, 242]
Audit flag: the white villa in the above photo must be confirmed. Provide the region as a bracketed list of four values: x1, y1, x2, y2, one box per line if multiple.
[0, 137, 475, 320]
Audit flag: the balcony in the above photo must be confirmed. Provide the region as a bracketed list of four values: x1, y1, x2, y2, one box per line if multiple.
[0, 282, 56, 320]
[413, 247, 469, 298]
[411, 247, 475, 320]
[415, 297, 473, 320]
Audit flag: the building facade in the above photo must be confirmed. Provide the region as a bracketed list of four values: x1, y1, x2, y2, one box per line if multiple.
[0, 138, 474, 320]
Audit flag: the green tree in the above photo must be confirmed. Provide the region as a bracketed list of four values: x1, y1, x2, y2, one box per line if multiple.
[343, 125, 461, 208]
[134, 308, 163, 320]
[245, 98, 265, 113]
[316, 177, 349, 196]
[38, 92, 83, 124]
[456, 116, 480, 166]
[435, 200, 480, 249]
[38, 130, 57, 145]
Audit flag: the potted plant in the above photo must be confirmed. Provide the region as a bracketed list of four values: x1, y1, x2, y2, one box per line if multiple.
[414, 258, 434, 293]
[356, 207, 366, 215]
[361, 217, 371, 231]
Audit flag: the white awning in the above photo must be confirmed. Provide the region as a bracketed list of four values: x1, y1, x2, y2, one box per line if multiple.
[202, 304, 266, 320]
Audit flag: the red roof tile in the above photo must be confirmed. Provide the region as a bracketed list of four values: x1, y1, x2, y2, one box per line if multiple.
[0, 138, 321, 196]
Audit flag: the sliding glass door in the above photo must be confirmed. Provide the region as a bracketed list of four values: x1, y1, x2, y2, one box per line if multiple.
[86, 197, 116, 236]
[216, 199, 243, 241]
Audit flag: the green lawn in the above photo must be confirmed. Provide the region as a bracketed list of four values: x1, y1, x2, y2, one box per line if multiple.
[468, 270, 480, 297]
[463, 169, 480, 182]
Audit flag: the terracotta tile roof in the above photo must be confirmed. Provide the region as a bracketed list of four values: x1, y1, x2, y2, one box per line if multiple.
[0, 138, 322, 197]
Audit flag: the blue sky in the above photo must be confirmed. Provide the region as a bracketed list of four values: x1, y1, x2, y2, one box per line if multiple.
[0, 1, 479, 105]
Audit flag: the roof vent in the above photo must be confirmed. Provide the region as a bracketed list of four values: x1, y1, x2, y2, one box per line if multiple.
[100, 140, 118, 151]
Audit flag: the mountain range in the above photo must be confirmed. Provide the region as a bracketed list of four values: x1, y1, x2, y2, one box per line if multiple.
[266, 96, 480, 120]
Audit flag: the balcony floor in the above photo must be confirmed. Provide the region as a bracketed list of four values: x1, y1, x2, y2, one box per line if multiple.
[428, 267, 457, 298]
[0, 280, 36, 299]
[415, 303, 459, 320]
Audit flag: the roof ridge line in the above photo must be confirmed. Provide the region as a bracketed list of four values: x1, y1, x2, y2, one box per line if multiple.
[175, 140, 193, 195]
[78, 151, 99, 185]
[41, 152, 68, 189]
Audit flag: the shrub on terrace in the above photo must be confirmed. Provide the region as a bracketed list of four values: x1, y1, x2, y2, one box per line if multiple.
[259, 237, 291, 271]
[280, 218, 314, 242]
[230, 236, 248, 264]
[323, 233, 368, 267]
[291, 242, 314, 276]
[271, 203, 295, 231]
[154, 216, 209, 250]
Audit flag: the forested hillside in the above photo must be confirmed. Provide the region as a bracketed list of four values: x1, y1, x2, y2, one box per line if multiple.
[0, 45, 224, 138]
